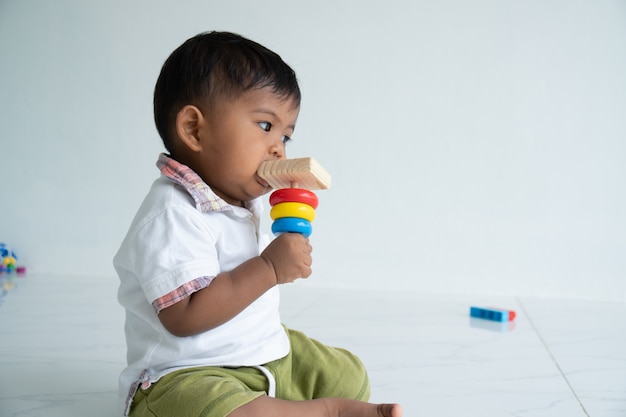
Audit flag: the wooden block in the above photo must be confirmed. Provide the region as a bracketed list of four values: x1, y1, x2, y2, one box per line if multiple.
[258, 157, 331, 190]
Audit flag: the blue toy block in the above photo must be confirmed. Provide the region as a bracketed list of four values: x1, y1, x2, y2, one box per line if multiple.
[470, 306, 516, 322]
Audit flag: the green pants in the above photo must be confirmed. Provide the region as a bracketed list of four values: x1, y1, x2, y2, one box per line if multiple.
[130, 328, 370, 417]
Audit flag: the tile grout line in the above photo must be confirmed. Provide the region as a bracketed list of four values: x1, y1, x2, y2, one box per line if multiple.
[516, 297, 591, 417]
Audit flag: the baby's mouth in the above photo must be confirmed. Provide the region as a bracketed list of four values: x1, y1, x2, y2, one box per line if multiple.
[256, 175, 269, 188]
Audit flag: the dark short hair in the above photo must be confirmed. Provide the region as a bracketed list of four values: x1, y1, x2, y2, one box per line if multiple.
[153, 31, 301, 152]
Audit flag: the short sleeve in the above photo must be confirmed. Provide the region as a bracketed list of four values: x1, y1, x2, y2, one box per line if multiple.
[115, 205, 221, 305]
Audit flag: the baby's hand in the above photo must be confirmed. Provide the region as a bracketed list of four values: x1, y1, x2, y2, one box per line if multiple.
[261, 233, 312, 284]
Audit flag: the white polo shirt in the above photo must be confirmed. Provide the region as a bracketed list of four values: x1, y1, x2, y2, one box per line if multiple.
[113, 155, 289, 415]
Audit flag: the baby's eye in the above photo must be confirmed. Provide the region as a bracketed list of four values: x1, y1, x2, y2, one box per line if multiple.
[259, 122, 272, 132]
[282, 135, 292, 144]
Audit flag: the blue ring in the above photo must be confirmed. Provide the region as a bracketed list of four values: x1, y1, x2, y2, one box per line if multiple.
[272, 217, 312, 238]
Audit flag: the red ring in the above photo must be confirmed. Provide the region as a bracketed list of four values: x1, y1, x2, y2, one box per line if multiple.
[269, 188, 319, 209]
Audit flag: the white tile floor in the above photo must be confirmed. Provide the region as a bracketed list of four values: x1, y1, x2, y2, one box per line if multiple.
[1, 273, 625, 417]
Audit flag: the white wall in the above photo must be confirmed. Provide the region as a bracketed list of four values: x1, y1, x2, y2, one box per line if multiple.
[1, 0, 625, 300]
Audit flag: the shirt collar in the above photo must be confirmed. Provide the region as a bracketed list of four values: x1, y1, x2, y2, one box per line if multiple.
[157, 154, 263, 217]
[156, 154, 264, 217]
[156, 154, 233, 213]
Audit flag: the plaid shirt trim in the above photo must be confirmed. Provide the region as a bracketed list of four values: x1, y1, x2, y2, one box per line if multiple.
[153, 276, 214, 313]
[156, 153, 231, 213]
[152, 154, 227, 313]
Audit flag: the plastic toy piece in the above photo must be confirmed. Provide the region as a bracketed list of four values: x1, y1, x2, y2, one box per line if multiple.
[269, 201, 315, 238]
[258, 157, 331, 190]
[470, 306, 516, 322]
[271, 217, 313, 238]
[0, 243, 25, 276]
[269, 188, 319, 209]
[270, 202, 316, 222]
[263, 157, 330, 238]
[0, 243, 25, 300]
[269, 190, 317, 237]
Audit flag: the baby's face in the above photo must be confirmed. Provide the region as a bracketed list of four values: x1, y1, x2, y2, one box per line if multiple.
[193, 87, 300, 207]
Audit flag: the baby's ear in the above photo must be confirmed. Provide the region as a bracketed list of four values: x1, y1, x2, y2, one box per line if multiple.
[175, 105, 203, 152]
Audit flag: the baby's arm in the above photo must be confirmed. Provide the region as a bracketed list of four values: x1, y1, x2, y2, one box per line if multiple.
[160, 158, 327, 337]
[158, 233, 312, 337]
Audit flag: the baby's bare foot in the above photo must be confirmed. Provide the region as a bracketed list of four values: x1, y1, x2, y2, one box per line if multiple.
[335, 399, 402, 417]
[376, 403, 403, 417]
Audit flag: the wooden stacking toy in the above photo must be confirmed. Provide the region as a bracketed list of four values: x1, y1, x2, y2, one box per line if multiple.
[257, 157, 331, 238]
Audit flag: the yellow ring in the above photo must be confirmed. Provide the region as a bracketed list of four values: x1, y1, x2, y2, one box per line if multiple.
[270, 202, 316, 222]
